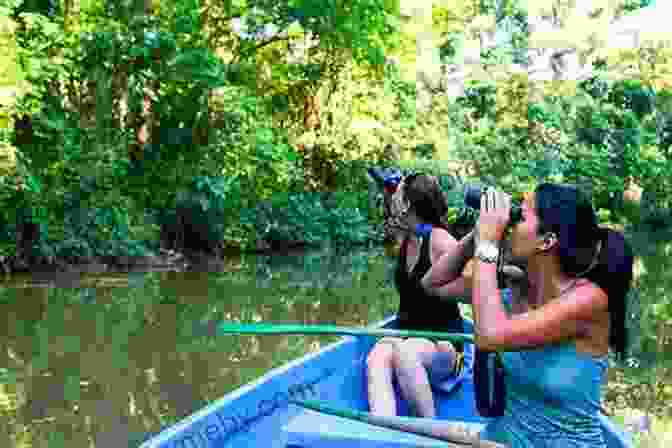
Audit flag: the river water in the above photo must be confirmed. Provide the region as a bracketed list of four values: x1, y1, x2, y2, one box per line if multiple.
[0, 229, 670, 447]
[0, 245, 401, 447]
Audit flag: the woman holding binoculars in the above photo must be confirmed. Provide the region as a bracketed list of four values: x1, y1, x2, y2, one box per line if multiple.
[366, 174, 526, 419]
[412, 183, 635, 447]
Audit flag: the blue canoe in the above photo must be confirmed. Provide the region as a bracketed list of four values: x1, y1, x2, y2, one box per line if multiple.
[139, 317, 633, 448]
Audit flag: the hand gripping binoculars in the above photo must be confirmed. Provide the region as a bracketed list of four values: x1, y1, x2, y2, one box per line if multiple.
[463, 184, 524, 226]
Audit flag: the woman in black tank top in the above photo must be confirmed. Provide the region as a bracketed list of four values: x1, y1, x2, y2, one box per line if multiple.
[366, 173, 469, 418]
[395, 232, 464, 333]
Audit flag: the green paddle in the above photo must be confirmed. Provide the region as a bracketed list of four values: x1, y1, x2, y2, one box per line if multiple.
[212, 322, 475, 344]
[291, 399, 506, 448]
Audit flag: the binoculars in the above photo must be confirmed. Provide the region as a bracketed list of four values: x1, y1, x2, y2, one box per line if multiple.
[464, 184, 524, 225]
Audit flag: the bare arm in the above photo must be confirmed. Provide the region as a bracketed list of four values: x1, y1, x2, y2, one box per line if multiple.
[421, 230, 476, 294]
[473, 258, 606, 351]
[426, 240, 526, 305]
[424, 229, 474, 302]
[431, 277, 473, 304]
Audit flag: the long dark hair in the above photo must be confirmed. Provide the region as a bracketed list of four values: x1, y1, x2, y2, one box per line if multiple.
[402, 173, 451, 231]
[534, 183, 633, 360]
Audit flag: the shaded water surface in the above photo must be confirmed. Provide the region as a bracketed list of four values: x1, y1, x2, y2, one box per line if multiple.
[0, 246, 399, 448]
[0, 230, 671, 447]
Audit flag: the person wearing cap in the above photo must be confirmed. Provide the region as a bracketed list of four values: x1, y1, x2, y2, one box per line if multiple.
[366, 173, 471, 418]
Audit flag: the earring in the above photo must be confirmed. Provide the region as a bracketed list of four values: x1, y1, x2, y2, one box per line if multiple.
[542, 233, 556, 251]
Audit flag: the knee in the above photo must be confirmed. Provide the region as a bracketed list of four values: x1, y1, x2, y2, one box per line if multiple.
[435, 341, 457, 355]
[403, 338, 435, 351]
[396, 338, 434, 362]
[395, 338, 446, 373]
[366, 342, 397, 372]
[392, 342, 422, 370]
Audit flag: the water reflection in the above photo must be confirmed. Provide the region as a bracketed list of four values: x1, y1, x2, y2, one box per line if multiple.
[0, 233, 670, 447]
[0, 246, 398, 447]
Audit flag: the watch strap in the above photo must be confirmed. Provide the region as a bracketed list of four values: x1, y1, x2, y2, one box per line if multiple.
[475, 241, 500, 264]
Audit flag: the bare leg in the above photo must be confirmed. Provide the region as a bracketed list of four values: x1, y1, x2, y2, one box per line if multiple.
[393, 338, 456, 418]
[366, 338, 402, 417]
[435, 341, 459, 357]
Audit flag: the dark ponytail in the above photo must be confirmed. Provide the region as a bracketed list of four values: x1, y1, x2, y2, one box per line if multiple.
[584, 228, 634, 361]
[535, 183, 634, 360]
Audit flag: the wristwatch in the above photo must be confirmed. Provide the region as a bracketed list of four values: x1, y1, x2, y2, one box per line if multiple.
[475, 241, 500, 264]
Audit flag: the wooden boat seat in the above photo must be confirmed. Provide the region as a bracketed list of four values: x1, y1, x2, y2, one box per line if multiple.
[283, 410, 633, 448]
[283, 410, 468, 448]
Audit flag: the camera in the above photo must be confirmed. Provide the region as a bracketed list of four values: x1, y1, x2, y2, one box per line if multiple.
[463, 184, 524, 225]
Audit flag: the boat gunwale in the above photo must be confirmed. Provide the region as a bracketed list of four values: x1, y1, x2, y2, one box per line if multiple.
[138, 314, 634, 448]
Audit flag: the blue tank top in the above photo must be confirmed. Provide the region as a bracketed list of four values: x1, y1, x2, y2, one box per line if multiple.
[479, 289, 609, 448]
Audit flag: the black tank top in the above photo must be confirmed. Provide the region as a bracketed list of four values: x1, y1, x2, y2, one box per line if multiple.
[394, 232, 464, 334]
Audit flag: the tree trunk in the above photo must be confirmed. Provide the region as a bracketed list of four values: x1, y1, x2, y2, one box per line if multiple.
[113, 65, 129, 131]
[303, 94, 321, 130]
[14, 206, 40, 270]
[302, 94, 325, 190]
[121, 0, 156, 162]
[63, 0, 74, 31]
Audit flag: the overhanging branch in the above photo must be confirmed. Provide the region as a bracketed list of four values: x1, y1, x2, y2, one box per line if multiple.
[239, 34, 291, 58]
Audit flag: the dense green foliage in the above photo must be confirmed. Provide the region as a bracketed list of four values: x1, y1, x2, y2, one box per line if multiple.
[0, 0, 403, 261]
[0, 0, 671, 265]
[446, 73, 672, 225]
[0, 3, 671, 445]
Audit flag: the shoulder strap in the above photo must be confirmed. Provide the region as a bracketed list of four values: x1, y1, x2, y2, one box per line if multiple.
[419, 232, 432, 264]
[399, 237, 409, 262]
[407, 231, 434, 279]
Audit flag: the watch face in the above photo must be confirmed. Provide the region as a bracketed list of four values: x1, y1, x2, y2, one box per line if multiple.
[478, 243, 499, 261]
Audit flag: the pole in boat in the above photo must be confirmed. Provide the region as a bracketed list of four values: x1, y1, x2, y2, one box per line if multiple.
[291, 399, 507, 448]
[212, 323, 475, 344]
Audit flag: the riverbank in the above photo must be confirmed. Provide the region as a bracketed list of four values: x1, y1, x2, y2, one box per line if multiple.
[0, 238, 391, 278]
[0, 176, 664, 278]
[0, 212, 655, 278]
